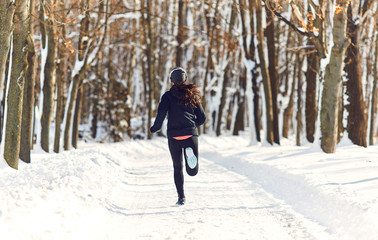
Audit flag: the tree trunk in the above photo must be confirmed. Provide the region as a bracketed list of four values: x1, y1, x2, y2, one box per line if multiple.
[305, 46, 319, 143]
[240, 0, 261, 142]
[320, 1, 349, 153]
[283, 56, 297, 138]
[125, 47, 135, 138]
[20, 0, 36, 163]
[54, 0, 67, 153]
[4, 0, 29, 169]
[54, 56, 64, 153]
[176, 0, 186, 67]
[201, 0, 220, 134]
[296, 52, 304, 146]
[64, 0, 109, 149]
[265, 7, 280, 144]
[62, 0, 90, 147]
[256, 0, 274, 144]
[91, 53, 103, 140]
[337, 86, 344, 143]
[0, 57, 8, 142]
[216, 1, 237, 136]
[72, 84, 83, 148]
[64, 74, 83, 150]
[0, 1, 15, 143]
[233, 68, 246, 135]
[216, 67, 230, 136]
[344, 5, 367, 147]
[0, 0, 15, 92]
[370, 25, 378, 145]
[39, 0, 56, 152]
[142, 0, 154, 139]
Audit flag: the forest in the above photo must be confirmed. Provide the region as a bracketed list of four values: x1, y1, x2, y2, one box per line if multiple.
[0, 0, 377, 169]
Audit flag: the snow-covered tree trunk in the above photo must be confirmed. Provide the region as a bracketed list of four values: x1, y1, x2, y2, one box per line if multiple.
[239, 0, 261, 142]
[201, 0, 220, 134]
[63, 0, 89, 149]
[320, 1, 349, 153]
[64, 0, 88, 150]
[4, 0, 30, 169]
[20, 0, 36, 163]
[215, 2, 237, 136]
[63, 0, 108, 149]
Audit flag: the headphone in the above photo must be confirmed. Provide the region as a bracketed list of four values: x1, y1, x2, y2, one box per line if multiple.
[169, 67, 188, 82]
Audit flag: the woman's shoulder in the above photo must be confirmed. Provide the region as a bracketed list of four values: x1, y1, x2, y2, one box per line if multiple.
[161, 90, 173, 102]
[161, 90, 171, 96]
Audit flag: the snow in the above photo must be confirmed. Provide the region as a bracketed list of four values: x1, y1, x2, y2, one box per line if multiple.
[1, 135, 378, 240]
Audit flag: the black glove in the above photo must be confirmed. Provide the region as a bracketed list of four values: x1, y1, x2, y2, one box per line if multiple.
[150, 126, 157, 133]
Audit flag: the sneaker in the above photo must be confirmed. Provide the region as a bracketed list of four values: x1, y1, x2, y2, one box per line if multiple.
[176, 197, 186, 205]
[185, 147, 197, 169]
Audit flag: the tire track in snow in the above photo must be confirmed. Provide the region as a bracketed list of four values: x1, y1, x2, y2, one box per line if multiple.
[197, 157, 327, 240]
[202, 150, 378, 240]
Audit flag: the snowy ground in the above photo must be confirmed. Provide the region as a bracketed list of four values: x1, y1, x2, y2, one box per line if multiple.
[1, 135, 378, 240]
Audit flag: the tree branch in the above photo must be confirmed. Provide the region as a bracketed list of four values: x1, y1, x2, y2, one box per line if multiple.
[263, 0, 309, 37]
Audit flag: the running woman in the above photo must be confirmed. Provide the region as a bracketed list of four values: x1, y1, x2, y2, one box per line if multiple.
[150, 67, 206, 205]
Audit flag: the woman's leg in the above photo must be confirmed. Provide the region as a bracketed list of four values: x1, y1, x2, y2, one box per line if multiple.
[183, 136, 199, 176]
[168, 138, 185, 198]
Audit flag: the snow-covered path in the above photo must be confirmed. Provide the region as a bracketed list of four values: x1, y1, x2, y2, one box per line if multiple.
[1, 136, 378, 240]
[119, 145, 327, 240]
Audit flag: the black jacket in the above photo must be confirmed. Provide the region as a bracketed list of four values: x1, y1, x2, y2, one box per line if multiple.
[150, 86, 206, 138]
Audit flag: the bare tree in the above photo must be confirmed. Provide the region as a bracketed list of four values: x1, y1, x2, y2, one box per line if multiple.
[176, 0, 187, 67]
[63, 0, 109, 150]
[256, 0, 274, 144]
[265, 5, 280, 144]
[239, 0, 261, 141]
[283, 47, 297, 139]
[4, 0, 30, 169]
[305, 0, 325, 143]
[0, 1, 15, 144]
[201, 0, 220, 134]
[39, 0, 57, 152]
[72, 84, 83, 148]
[370, 16, 378, 145]
[20, 0, 36, 163]
[233, 67, 247, 136]
[0, 0, 15, 93]
[215, 1, 238, 136]
[54, 0, 67, 153]
[320, 0, 349, 153]
[343, 1, 374, 147]
[296, 49, 305, 146]
[140, 0, 155, 140]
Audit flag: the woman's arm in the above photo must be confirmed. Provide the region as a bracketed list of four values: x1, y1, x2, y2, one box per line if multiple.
[150, 93, 169, 133]
[194, 103, 206, 127]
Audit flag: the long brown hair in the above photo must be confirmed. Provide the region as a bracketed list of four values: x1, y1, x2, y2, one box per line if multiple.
[172, 83, 201, 108]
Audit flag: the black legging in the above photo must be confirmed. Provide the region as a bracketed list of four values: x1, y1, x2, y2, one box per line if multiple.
[168, 136, 199, 198]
